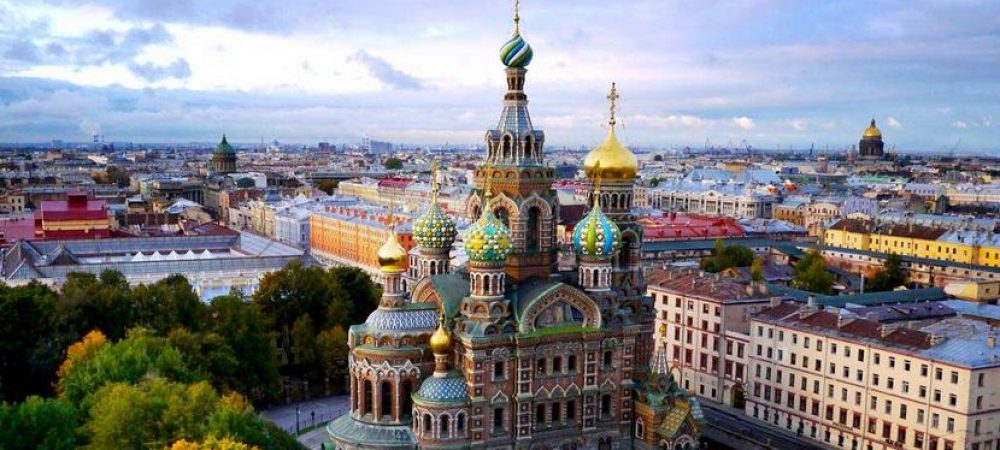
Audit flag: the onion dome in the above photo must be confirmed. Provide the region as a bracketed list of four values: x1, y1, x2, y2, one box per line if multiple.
[413, 373, 468, 405]
[572, 196, 621, 257]
[500, 32, 533, 68]
[584, 126, 638, 181]
[463, 197, 512, 263]
[413, 204, 457, 250]
[364, 308, 438, 332]
[429, 319, 453, 355]
[214, 134, 235, 155]
[863, 118, 882, 139]
[377, 226, 407, 272]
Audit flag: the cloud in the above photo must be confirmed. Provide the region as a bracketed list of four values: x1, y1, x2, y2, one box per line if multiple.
[951, 120, 968, 129]
[630, 114, 714, 129]
[788, 119, 807, 131]
[127, 58, 192, 81]
[349, 50, 422, 90]
[936, 107, 951, 114]
[79, 119, 101, 136]
[731, 116, 756, 130]
[886, 116, 902, 128]
[981, 115, 993, 128]
[3, 40, 41, 63]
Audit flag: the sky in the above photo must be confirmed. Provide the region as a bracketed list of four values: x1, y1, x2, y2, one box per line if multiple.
[0, 0, 998, 153]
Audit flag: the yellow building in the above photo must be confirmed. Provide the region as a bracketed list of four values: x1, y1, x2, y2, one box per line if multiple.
[824, 219, 1000, 268]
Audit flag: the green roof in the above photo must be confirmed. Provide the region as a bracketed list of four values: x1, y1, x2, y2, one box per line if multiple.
[765, 283, 948, 308]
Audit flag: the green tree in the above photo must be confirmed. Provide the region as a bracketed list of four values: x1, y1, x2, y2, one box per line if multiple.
[206, 294, 279, 403]
[0, 396, 80, 450]
[290, 314, 316, 367]
[314, 180, 338, 195]
[866, 253, 906, 292]
[383, 157, 403, 170]
[0, 281, 58, 400]
[653, 154, 664, 162]
[57, 329, 201, 409]
[792, 250, 835, 294]
[315, 326, 349, 389]
[751, 258, 765, 283]
[701, 240, 754, 273]
[132, 275, 204, 334]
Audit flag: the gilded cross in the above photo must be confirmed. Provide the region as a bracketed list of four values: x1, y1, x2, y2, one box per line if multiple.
[430, 158, 439, 203]
[607, 81, 619, 126]
[513, 0, 520, 33]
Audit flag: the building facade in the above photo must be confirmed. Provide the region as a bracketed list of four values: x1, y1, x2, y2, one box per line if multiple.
[748, 300, 1000, 450]
[325, 8, 701, 449]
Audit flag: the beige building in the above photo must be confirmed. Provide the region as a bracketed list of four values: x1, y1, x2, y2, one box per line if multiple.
[648, 270, 779, 407]
[748, 300, 1000, 450]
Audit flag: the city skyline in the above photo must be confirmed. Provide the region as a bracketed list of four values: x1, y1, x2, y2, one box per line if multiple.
[1, 0, 998, 153]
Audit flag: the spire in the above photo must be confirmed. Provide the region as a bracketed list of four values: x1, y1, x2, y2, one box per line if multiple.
[513, 0, 520, 34]
[607, 82, 620, 127]
[430, 158, 440, 204]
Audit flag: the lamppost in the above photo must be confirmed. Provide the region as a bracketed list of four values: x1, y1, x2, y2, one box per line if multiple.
[295, 406, 300, 435]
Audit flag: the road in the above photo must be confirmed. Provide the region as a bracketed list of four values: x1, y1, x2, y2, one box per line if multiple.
[700, 399, 835, 450]
[260, 395, 349, 441]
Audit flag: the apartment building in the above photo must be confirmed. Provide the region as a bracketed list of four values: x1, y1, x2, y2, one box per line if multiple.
[748, 300, 1000, 450]
[648, 269, 780, 407]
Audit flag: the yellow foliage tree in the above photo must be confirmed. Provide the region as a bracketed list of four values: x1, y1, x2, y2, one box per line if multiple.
[169, 436, 258, 450]
[58, 329, 108, 378]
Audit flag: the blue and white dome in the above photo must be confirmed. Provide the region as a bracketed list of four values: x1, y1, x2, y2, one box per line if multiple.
[413, 372, 468, 404]
[364, 308, 439, 332]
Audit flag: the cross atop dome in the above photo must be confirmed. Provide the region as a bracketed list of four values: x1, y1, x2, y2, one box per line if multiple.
[607, 82, 620, 127]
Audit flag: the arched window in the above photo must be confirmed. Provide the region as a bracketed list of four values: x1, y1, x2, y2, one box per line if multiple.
[526, 206, 542, 251]
[525, 136, 533, 160]
[456, 413, 465, 434]
[483, 274, 491, 295]
[440, 414, 450, 436]
[635, 418, 645, 438]
[363, 380, 374, 416]
[424, 413, 432, 433]
[400, 379, 413, 419]
[502, 135, 512, 160]
[380, 381, 393, 419]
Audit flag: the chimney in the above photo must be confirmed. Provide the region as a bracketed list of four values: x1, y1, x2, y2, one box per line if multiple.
[988, 334, 996, 349]
[837, 314, 855, 329]
[770, 297, 781, 308]
[807, 295, 816, 308]
[879, 324, 894, 338]
[929, 333, 946, 346]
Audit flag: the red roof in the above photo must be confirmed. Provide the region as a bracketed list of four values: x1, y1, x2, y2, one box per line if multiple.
[39, 193, 108, 222]
[640, 213, 745, 241]
[378, 178, 412, 189]
[0, 216, 37, 242]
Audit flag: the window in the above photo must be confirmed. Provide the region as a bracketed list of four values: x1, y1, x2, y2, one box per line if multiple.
[600, 395, 611, 416]
[935, 368, 943, 380]
[870, 396, 877, 410]
[550, 403, 561, 422]
[902, 381, 910, 394]
[900, 404, 908, 420]
[887, 377, 894, 389]
[978, 373, 984, 387]
[493, 408, 504, 429]
[603, 351, 612, 367]
[537, 358, 546, 375]
[950, 371, 959, 384]
[885, 400, 892, 414]
[552, 356, 562, 373]
[566, 400, 576, 421]
[949, 394, 957, 407]
[494, 362, 504, 379]
[888, 356, 896, 368]
[536, 404, 545, 423]
[921, 364, 929, 377]
[568, 355, 577, 372]
[874, 353, 881, 365]
[904, 359, 911, 371]
[947, 417, 955, 432]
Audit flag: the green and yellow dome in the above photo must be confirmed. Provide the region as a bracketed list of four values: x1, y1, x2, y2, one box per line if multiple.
[463, 198, 511, 263]
[572, 197, 621, 257]
[413, 203, 457, 250]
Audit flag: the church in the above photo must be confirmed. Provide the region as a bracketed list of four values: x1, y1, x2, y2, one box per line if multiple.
[325, 5, 704, 449]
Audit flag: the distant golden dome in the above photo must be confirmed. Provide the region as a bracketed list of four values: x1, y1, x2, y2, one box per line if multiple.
[863, 118, 882, 139]
[429, 320, 453, 354]
[583, 127, 638, 181]
[376, 228, 407, 272]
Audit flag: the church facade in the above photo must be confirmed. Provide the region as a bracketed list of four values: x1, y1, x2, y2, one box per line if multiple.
[325, 6, 703, 449]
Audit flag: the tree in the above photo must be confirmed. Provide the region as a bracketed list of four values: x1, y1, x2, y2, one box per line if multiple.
[290, 314, 316, 367]
[314, 180, 338, 195]
[751, 258, 765, 283]
[866, 253, 906, 292]
[0, 396, 80, 450]
[653, 154, 664, 162]
[701, 240, 754, 273]
[170, 437, 258, 450]
[315, 326, 349, 389]
[206, 295, 279, 403]
[57, 329, 201, 409]
[0, 281, 59, 401]
[131, 275, 205, 334]
[792, 250, 835, 294]
[384, 157, 403, 170]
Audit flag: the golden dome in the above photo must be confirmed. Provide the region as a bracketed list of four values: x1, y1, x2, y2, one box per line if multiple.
[863, 118, 882, 139]
[376, 227, 407, 273]
[583, 126, 638, 181]
[429, 319, 453, 354]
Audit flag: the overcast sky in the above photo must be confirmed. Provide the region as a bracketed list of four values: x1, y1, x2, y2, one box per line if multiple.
[1, 0, 998, 153]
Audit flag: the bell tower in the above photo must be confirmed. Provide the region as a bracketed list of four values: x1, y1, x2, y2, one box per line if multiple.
[468, 2, 558, 282]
